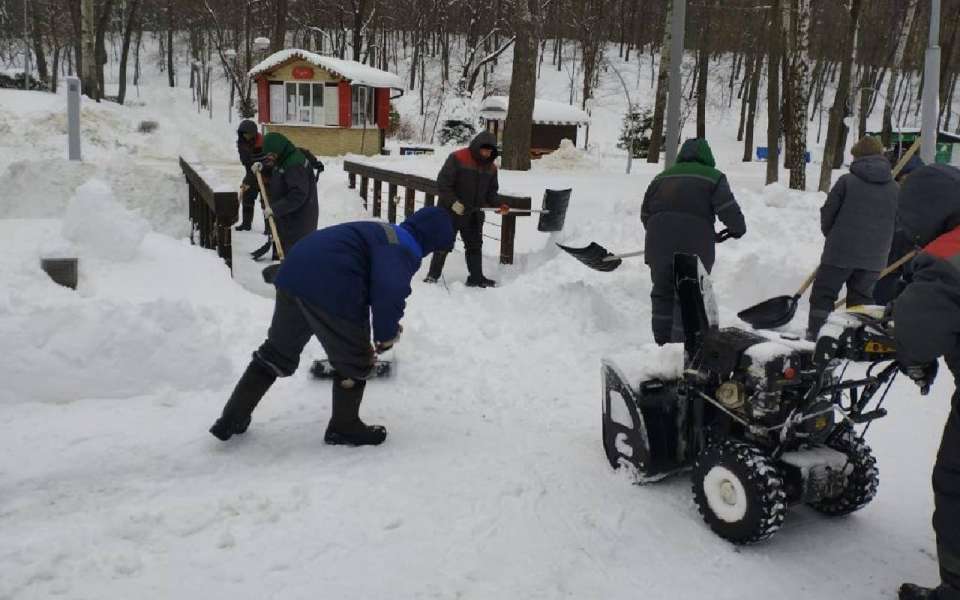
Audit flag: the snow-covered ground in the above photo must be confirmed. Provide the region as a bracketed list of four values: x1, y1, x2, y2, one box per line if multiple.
[0, 39, 954, 600]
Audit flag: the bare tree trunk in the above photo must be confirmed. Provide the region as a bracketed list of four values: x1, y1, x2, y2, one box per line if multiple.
[273, 0, 289, 53]
[29, 2, 48, 83]
[81, 0, 99, 99]
[501, 0, 538, 171]
[117, 0, 141, 105]
[818, 0, 862, 193]
[647, 0, 672, 164]
[786, 0, 812, 190]
[765, 1, 781, 186]
[165, 1, 176, 87]
[95, 0, 115, 99]
[743, 52, 762, 161]
[695, 1, 713, 139]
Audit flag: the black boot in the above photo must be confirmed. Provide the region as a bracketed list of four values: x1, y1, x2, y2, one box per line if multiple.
[210, 360, 276, 441]
[324, 377, 386, 446]
[900, 583, 960, 600]
[465, 252, 496, 288]
[425, 251, 447, 283]
[235, 205, 254, 231]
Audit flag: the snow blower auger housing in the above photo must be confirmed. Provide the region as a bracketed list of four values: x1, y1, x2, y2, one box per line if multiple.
[601, 254, 899, 545]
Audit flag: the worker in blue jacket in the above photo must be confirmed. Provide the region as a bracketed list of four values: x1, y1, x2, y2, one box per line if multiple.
[210, 207, 455, 446]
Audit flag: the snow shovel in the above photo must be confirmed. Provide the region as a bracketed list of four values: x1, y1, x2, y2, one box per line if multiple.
[833, 249, 919, 309]
[478, 189, 572, 233]
[559, 229, 732, 273]
[253, 163, 284, 284]
[737, 269, 818, 330]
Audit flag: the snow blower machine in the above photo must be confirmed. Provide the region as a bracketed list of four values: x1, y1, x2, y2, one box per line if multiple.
[602, 254, 900, 544]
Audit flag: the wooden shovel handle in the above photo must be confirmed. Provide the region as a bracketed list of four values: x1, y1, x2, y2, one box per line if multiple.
[255, 168, 285, 261]
[833, 250, 919, 309]
[796, 268, 818, 297]
[891, 135, 922, 179]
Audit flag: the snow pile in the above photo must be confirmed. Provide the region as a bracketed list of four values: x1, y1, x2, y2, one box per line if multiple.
[62, 179, 151, 261]
[534, 139, 598, 171]
[606, 343, 685, 385]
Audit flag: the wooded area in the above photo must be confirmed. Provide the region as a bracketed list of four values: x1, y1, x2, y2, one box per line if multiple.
[2, 0, 959, 186]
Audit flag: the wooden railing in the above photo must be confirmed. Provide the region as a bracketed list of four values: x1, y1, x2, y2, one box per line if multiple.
[179, 157, 238, 271]
[343, 160, 531, 264]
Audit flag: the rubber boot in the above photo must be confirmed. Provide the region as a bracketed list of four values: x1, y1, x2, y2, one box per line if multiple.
[465, 252, 496, 288]
[324, 377, 387, 446]
[235, 204, 254, 231]
[210, 360, 276, 441]
[900, 583, 960, 600]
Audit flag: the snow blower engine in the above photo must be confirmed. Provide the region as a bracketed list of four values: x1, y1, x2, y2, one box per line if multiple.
[601, 254, 899, 544]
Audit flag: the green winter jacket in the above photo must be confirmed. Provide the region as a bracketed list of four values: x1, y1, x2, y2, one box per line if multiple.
[263, 132, 307, 171]
[641, 138, 746, 270]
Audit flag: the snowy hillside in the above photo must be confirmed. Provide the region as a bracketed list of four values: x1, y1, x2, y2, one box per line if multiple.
[0, 39, 953, 600]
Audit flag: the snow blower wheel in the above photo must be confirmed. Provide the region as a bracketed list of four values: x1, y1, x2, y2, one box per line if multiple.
[692, 441, 787, 545]
[806, 430, 879, 516]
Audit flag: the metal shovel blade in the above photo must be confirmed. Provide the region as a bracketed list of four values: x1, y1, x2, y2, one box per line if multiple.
[737, 294, 800, 330]
[556, 242, 623, 272]
[538, 188, 571, 232]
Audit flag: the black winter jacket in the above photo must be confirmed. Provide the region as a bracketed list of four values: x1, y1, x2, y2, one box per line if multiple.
[437, 131, 500, 212]
[269, 160, 319, 252]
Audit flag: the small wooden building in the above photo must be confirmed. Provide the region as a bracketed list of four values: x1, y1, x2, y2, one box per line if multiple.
[248, 49, 403, 156]
[479, 96, 589, 156]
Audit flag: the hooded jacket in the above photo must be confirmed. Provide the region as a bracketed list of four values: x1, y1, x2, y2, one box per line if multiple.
[819, 154, 899, 271]
[641, 138, 746, 271]
[262, 132, 318, 250]
[894, 164, 960, 369]
[273, 207, 455, 343]
[237, 120, 264, 187]
[437, 131, 500, 212]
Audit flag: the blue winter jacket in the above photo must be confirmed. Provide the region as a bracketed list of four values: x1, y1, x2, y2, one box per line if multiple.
[273, 207, 454, 343]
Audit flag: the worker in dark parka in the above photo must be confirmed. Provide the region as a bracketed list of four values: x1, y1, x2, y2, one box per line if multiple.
[640, 138, 747, 345]
[210, 207, 455, 446]
[260, 132, 319, 255]
[235, 120, 264, 232]
[807, 136, 899, 339]
[424, 131, 500, 288]
[893, 164, 960, 600]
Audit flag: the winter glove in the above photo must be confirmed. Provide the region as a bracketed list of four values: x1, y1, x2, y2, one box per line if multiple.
[263, 206, 274, 219]
[451, 201, 466, 216]
[900, 360, 938, 395]
[375, 325, 402, 354]
[240, 184, 250, 193]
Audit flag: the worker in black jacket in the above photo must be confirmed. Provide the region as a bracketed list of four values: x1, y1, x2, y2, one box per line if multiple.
[893, 164, 960, 600]
[235, 120, 264, 231]
[641, 138, 747, 345]
[424, 131, 500, 288]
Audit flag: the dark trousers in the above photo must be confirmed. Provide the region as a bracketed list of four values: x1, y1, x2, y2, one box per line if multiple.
[649, 262, 688, 345]
[253, 289, 374, 381]
[807, 264, 879, 335]
[427, 210, 484, 279]
[240, 185, 259, 227]
[935, 363, 960, 593]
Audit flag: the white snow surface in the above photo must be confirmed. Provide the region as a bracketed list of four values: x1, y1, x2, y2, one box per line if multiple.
[61, 179, 151, 261]
[248, 48, 404, 89]
[606, 343, 685, 386]
[0, 39, 954, 600]
[480, 95, 590, 125]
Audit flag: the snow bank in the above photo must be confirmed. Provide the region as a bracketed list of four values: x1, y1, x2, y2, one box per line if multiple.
[62, 179, 150, 261]
[605, 343, 685, 386]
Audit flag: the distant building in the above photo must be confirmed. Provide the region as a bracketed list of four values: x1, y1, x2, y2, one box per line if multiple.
[248, 49, 403, 156]
[479, 96, 590, 157]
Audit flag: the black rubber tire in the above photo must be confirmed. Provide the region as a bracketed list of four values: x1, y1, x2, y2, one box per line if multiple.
[807, 431, 879, 516]
[692, 440, 787, 544]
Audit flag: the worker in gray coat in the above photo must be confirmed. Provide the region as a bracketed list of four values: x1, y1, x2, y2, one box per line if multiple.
[807, 136, 898, 339]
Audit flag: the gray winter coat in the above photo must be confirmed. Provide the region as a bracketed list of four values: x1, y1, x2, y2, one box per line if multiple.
[820, 155, 899, 271]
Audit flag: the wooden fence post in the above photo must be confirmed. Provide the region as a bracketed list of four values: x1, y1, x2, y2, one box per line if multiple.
[372, 180, 383, 218]
[360, 176, 369, 210]
[425, 193, 435, 207]
[348, 172, 356, 189]
[387, 183, 398, 223]
[404, 187, 416, 218]
[500, 214, 517, 265]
